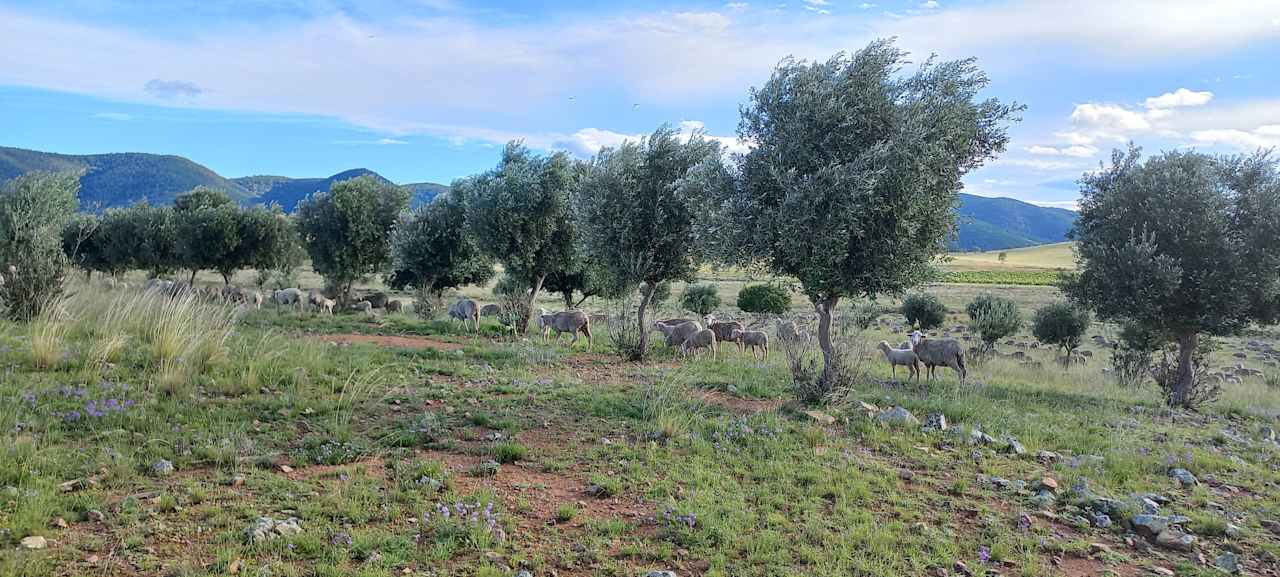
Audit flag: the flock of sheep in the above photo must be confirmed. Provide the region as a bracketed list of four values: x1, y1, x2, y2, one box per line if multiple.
[877, 330, 967, 383]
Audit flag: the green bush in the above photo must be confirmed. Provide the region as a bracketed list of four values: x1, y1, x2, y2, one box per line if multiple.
[1031, 302, 1091, 355]
[966, 293, 1022, 350]
[736, 283, 790, 314]
[901, 293, 946, 330]
[0, 171, 80, 320]
[680, 283, 721, 316]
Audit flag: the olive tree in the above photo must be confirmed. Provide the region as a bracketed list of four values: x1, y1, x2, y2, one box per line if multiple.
[174, 188, 242, 284]
[0, 171, 80, 320]
[249, 209, 305, 289]
[296, 175, 410, 301]
[574, 125, 723, 359]
[389, 189, 494, 298]
[1031, 302, 1091, 357]
[966, 293, 1022, 352]
[708, 40, 1019, 384]
[468, 143, 577, 333]
[1064, 147, 1280, 408]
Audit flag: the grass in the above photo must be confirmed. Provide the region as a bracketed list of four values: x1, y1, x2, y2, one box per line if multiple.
[1, 271, 1277, 577]
[945, 242, 1078, 272]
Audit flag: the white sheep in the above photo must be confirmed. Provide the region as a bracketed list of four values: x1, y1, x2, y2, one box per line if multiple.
[731, 328, 769, 360]
[680, 328, 718, 359]
[878, 340, 920, 382]
[705, 317, 745, 352]
[655, 320, 702, 347]
[909, 330, 967, 381]
[320, 298, 336, 315]
[448, 298, 480, 332]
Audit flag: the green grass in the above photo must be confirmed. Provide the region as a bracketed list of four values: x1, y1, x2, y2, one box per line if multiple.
[1, 273, 1277, 577]
[943, 269, 1065, 286]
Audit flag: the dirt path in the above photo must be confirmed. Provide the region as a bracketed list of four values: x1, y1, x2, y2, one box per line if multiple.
[317, 333, 465, 350]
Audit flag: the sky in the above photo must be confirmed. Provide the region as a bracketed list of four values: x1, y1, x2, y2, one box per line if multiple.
[2, 0, 1280, 209]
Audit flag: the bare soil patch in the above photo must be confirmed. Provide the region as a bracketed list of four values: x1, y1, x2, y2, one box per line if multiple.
[317, 333, 465, 350]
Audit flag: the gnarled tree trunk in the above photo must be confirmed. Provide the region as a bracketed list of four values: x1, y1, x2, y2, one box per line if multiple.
[1171, 332, 1198, 407]
[521, 272, 546, 335]
[635, 281, 657, 360]
[816, 295, 840, 384]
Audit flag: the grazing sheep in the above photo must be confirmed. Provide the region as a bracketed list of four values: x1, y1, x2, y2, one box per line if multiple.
[479, 304, 501, 317]
[364, 291, 389, 309]
[351, 300, 373, 313]
[246, 290, 263, 310]
[222, 285, 243, 302]
[448, 298, 480, 332]
[538, 310, 593, 348]
[877, 341, 920, 383]
[320, 298, 336, 315]
[274, 288, 304, 309]
[654, 320, 703, 347]
[680, 328, 718, 359]
[909, 330, 966, 382]
[706, 319, 746, 352]
[307, 289, 326, 311]
[777, 320, 808, 342]
[731, 329, 769, 360]
[656, 318, 697, 327]
[386, 299, 403, 313]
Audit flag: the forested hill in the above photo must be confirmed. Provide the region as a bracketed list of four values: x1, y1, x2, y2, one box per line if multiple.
[1, 146, 1075, 250]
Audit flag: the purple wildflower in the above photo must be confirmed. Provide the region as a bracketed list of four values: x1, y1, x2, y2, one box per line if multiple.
[978, 546, 991, 564]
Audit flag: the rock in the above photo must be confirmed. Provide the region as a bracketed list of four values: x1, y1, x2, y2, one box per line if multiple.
[245, 516, 303, 543]
[151, 459, 175, 477]
[51, 517, 68, 529]
[1153, 529, 1195, 551]
[923, 412, 948, 431]
[1070, 454, 1105, 468]
[1215, 551, 1241, 574]
[1260, 426, 1277, 443]
[877, 406, 920, 427]
[1225, 523, 1244, 538]
[898, 469, 915, 481]
[86, 510, 104, 522]
[1261, 519, 1280, 536]
[644, 572, 678, 577]
[1131, 515, 1170, 540]
[19, 535, 47, 549]
[231, 475, 246, 487]
[1088, 542, 1112, 555]
[1090, 512, 1112, 528]
[1034, 450, 1060, 464]
[515, 572, 533, 577]
[969, 428, 996, 446]
[1038, 477, 1058, 492]
[1168, 468, 1198, 487]
[805, 410, 836, 426]
[1002, 436, 1026, 455]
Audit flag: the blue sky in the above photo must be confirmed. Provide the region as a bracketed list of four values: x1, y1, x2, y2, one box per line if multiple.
[3, 0, 1280, 208]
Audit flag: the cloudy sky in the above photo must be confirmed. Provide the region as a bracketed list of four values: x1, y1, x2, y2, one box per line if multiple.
[3, 0, 1279, 208]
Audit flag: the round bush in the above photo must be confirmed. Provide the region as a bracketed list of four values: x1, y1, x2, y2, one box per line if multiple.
[901, 292, 946, 330]
[680, 283, 721, 316]
[736, 283, 790, 314]
[1031, 301, 1092, 354]
[967, 293, 1022, 348]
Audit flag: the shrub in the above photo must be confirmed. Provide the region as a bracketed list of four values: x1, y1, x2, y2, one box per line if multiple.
[1152, 336, 1220, 408]
[491, 442, 528, 464]
[1031, 302, 1091, 356]
[901, 293, 946, 331]
[736, 283, 790, 314]
[966, 294, 1022, 351]
[0, 171, 80, 320]
[1112, 322, 1159, 388]
[680, 283, 721, 316]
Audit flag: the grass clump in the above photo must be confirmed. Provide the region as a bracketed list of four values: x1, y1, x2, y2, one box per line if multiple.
[491, 442, 528, 464]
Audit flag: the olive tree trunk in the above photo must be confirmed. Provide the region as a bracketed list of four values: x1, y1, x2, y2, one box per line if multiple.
[521, 272, 547, 335]
[1171, 332, 1199, 407]
[816, 295, 840, 383]
[635, 281, 657, 359]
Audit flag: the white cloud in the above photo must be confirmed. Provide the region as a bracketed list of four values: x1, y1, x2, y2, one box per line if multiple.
[1190, 127, 1280, 149]
[1027, 144, 1097, 157]
[1028, 200, 1079, 211]
[725, 2, 750, 11]
[1144, 88, 1213, 109]
[542, 120, 751, 157]
[91, 112, 134, 121]
[922, 1, 940, 9]
[333, 137, 410, 145]
[998, 158, 1088, 172]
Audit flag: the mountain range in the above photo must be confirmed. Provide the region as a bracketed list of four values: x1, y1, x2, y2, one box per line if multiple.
[0, 146, 1073, 250]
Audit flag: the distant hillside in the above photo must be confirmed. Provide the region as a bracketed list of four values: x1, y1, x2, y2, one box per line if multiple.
[234, 169, 389, 212]
[0, 146, 249, 209]
[0, 146, 449, 213]
[1, 146, 1072, 251]
[953, 193, 1077, 252]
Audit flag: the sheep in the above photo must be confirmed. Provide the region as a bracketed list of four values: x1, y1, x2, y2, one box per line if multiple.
[351, 300, 373, 314]
[776, 320, 809, 343]
[654, 320, 703, 347]
[877, 341, 920, 383]
[538, 310, 592, 348]
[680, 328, 718, 359]
[705, 318, 746, 352]
[364, 291, 389, 309]
[307, 289, 326, 311]
[386, 299, 403, 313]
[274, 288, 304, 309]
[479, 304, 501, 317]
[731, 328, 769, 360]
[222, 285, 243, 302]
[247, 290, 263, 310]
[320, 298, 336, 315]
[909, 330, 966, 382]
[657, 318, 697, 327]
[448, 298, 480, 332]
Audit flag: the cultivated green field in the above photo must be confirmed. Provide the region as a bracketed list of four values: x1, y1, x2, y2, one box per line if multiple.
[2, 269, 1279, 577]
[945, 242, 1077, 272]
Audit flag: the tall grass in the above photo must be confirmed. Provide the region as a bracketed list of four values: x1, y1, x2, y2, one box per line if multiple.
[28, 296, 70, 369]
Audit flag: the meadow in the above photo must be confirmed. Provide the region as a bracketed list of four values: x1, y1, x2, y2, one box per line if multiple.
[1, 264, 1278, 577]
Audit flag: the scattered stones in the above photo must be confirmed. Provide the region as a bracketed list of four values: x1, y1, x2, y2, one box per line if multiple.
[923, 412, 948, 431]
[898, 469, 915, 482]
[245, 516, 303, 544]
[1131, 515, 1170, 540]
[151, 459, 175, 477]
[1037, 477, 1058, 492]
[1089, 512, 1112, 528]
[86, 510, 104, 523]
[1261, 519, 1280, 536]
[1215, 551, 1241, 574]
[1034, 450, 1060, 464]
[1168, 468, 1198, 488]
[1260, 426, 1277, 443]
[1002, 435, 1026, 455]
[19, 535, 47, 550]
[969, 428, 996, 446]
[877, 406, 920, 427]
[1070, 454, 1105, 468]
[1088, 542, 1112, 555]
[1153, 529, 1196, 552]
[644, 572, 678, 577]
[515, 571, 533, 577]
[805, 410, 836, 426]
